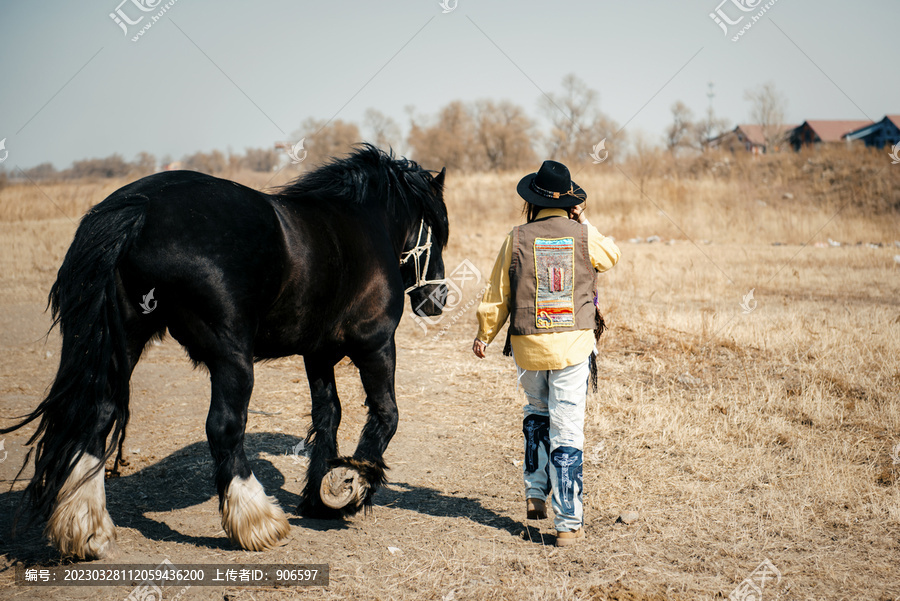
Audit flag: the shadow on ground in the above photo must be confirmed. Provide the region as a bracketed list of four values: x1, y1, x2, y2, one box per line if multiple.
[377, 481, 526, 539]
[0, 433, 528, 565]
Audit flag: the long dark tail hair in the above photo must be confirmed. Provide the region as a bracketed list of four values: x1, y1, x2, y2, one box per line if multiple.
[0, 194, 149, 527]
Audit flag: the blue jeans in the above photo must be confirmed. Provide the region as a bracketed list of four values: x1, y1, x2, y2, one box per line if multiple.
[517, 358, 588, 533]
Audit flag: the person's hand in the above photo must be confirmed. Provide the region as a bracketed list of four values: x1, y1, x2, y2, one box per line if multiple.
[569, 202, 587, 223]
[472, 339, 487, 358]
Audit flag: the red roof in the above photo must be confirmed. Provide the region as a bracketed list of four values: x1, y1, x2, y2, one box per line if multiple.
[886, 115, 900, 129]
[802, 120, 873, 142]
[736, 124, 797, 146]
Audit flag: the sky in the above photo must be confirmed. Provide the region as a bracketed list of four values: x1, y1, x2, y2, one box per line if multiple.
[0, 0, 897, 170]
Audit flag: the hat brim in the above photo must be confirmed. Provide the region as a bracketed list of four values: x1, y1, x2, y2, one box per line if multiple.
[516, 173, 586, 208]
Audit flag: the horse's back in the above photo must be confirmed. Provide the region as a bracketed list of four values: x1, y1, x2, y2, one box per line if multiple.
[112, 170, 401, 358]
[128, 170, 280, 244]
[116, 171, 288, 344]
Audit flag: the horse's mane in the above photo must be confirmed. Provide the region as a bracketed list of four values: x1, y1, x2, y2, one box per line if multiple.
[273, 143, 449, 248]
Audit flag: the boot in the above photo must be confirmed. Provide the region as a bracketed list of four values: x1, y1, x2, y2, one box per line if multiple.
[555, 528, 585, 547]
[526, 498, 547, 520]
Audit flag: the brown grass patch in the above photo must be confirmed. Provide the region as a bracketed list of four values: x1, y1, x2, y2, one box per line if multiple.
[1, 161, 898, 600]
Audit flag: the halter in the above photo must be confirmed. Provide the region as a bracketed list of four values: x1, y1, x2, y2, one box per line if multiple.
[399, 218, 445, 294]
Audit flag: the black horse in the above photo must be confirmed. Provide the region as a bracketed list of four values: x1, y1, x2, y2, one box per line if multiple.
[1, 144, 448, 559]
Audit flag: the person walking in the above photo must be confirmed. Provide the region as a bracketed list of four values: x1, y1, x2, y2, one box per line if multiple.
[472, 160, 620, 547]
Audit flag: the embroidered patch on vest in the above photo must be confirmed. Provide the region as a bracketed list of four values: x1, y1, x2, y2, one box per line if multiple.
[533, 237, 576, 329]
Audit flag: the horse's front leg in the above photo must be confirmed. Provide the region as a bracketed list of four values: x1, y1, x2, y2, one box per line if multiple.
[298, 356, 346, 519]
[207, 354, 289, 550]
[318, 340, 397, 515]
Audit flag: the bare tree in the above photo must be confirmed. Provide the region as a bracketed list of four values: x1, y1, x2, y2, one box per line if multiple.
[23, 162, 58, 180]
[243, 147, 280, 172]
[132, 151, 156, 176]
[695, 112, 731, 151]
[227, 151, 243, 173]
[472, 99, 537, 171]
[540, 74, 594, 160]
[294, 118, 361, 166]
[539, 74, 621, 165]
[666, 101, 697, 155]
[630, 131, 661, 196]
[407, 101, 481, 172]
[745, 81, 788, 152]
[183, 150, 227, 174]
[364, 109, 402, 153]
[68, 154, 132, 178]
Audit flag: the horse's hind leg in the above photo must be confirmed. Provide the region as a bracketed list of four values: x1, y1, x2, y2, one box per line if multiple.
[318, 341, 397, 515]
[46, 305, 154, 560]
[205, 353, 290, 550]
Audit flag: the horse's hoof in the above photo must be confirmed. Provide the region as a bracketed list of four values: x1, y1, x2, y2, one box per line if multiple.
[221, 474, 290, 551]
[45, 454, 118, 560]
[320, 465, 368, 510]
[47, 515, 118, 560]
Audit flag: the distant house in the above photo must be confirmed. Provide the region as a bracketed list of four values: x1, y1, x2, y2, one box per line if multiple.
[843, 115, 900, 148]
[710, 124, 797, 154]
[789, 120, 873, 150]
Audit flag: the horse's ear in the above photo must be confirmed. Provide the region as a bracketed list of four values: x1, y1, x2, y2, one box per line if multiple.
[432, 167, 446, 193]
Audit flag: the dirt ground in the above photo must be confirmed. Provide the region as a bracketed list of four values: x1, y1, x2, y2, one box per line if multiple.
[1, 195, 899, 600]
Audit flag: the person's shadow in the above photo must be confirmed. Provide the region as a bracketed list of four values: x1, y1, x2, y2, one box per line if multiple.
[377, 481, 525, 537]
[0, 432, 531, 566]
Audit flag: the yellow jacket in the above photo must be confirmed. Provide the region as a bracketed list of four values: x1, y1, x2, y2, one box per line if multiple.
[475, 208, 621, 370]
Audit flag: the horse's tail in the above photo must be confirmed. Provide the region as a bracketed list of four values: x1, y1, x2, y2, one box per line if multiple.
[0, 194, 149, 527]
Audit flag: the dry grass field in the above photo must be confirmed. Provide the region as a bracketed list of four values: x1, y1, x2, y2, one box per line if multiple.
[1, 152, 899, 600]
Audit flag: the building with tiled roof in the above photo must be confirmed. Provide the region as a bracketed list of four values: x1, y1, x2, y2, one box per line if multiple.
[789, 120, 873, 150]
[710, 124, 797, 154]
[843, 116, 900, 148]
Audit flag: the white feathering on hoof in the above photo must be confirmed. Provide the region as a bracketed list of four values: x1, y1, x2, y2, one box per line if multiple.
[45, 454, 117, 560]
[221, 474, 290, 551]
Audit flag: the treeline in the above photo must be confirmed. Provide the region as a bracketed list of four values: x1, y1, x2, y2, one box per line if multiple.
[399, 73, 622, 171]
[9, 74, 642, 181]
[258, 74, 624, 173]
[6, 76, 812, 183]
[11, 147, 283, 182]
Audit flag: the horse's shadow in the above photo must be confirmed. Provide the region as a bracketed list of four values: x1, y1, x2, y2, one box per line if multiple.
[0, 432, 524, 564]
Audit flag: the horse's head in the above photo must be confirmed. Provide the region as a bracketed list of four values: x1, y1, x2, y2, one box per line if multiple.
[296, 144, 450, 318]
[401, 167, 448, 318]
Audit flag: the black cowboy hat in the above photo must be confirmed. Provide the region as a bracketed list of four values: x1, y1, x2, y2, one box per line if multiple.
[516, 160, 586, 208]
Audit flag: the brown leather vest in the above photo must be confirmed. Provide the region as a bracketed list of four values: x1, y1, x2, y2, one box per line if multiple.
[508, 216, 597, 335]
